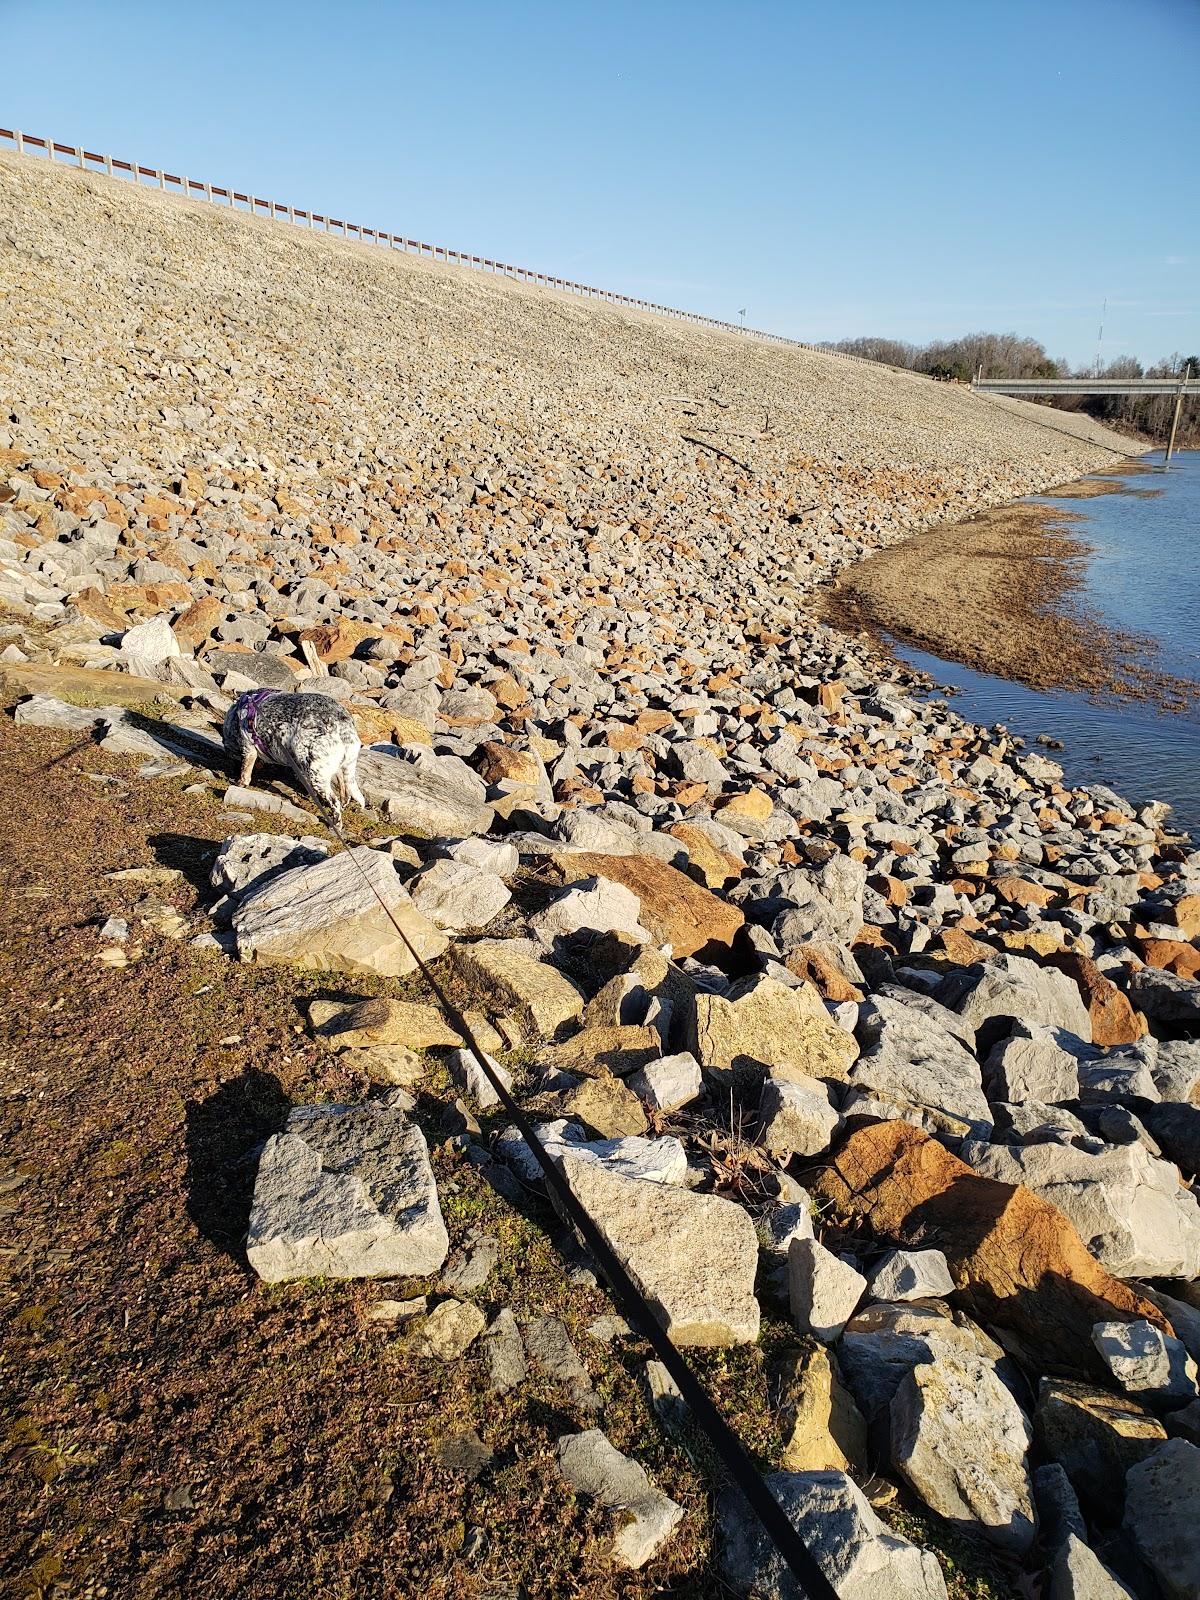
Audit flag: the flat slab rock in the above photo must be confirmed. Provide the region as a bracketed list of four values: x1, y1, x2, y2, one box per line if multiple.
[556, 1150, 760, 1346]
[233, 846, 448, 977]
[246, 1092, 448, 1282]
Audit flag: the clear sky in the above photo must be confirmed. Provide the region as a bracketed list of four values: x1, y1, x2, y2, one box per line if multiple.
[3, 0, 1197, 368]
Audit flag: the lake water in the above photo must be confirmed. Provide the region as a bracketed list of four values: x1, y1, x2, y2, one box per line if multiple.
[892, 448, 1200, 837]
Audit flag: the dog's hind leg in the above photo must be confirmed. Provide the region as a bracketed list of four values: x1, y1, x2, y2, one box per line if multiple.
[342, 745, 366, 811]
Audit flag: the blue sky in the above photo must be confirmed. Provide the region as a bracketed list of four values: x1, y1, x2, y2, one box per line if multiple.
[3, 0, 1197, 367]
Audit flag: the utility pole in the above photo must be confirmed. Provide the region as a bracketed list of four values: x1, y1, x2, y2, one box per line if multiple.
[1165, 362, 1192, 467]
[1095, 297, 1106, 377]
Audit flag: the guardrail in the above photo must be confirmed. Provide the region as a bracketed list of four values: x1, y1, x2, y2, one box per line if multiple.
[0, 124, 906, 371]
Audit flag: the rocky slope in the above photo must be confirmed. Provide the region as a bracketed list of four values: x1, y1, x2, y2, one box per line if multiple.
[2, 150, 1198, 1599]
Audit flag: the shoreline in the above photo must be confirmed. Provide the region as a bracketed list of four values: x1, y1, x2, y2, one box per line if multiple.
[813, 462, 1198, 713]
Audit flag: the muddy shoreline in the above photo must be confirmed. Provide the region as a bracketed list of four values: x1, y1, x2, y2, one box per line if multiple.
[816, 464, 1197, 711]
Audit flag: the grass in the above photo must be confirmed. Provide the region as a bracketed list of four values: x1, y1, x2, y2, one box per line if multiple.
[0, 712, 1020, 1599]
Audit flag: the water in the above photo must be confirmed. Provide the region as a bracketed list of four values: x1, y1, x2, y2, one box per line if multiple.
[891, 449, 1200, 837]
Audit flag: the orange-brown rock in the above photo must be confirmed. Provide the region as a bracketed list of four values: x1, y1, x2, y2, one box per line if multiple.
[350, 705, 432, 748]
[607, 725, 645, 754]
[1046, 949, 1147, 1047]
[556, 852, 743, 960]
[784, 944, 863, 1003]
[71, 587, 132, 631]
[297, 619, 377, 663]
[937, 925, 997, 966]
[666, 822, 743, 888]
[810, 1121, 1166, 1376]
[1173, 895, 1200, 941]
[172, 595, 224, 649]
[993, 874, 1057, 910]
[476, 741, 543, 788]
[1139, 938, 1200, 981]
[714, 786, 773, 824]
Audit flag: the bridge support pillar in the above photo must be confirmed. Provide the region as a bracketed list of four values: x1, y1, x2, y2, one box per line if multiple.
[1165, 364, 1192, 466]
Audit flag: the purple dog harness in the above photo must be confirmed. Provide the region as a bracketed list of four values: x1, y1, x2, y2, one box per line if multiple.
[240, 687, 280, 757]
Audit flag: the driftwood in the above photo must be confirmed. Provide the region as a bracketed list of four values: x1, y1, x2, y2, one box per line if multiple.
[681, 435, 753, 473]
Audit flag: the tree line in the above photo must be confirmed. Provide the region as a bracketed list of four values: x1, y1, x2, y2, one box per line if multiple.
[823, 331, 1198, 443]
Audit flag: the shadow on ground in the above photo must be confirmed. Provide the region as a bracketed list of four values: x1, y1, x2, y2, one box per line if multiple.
[184, 1066, 292, 1262]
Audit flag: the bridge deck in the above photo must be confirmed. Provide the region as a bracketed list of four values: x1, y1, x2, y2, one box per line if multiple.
[974, 377, 1196, 396]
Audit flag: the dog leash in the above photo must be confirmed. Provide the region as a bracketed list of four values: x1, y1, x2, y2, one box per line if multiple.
[327, 819, 840, 1600]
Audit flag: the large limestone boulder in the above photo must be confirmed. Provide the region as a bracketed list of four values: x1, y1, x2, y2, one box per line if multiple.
[232, 846, 448, 976]
[943, 952, 1092, 1042]
[687, 975, 857, 1081]
[556, 1151, 760, 1346]
[890, 1346, 1037, 1557]
[717, 1469, 947, 1600]
[962, 1139, 1200, 1280]
[811, 1122, 1167, 1376]
[449, 938, 585, 1037]
[847, 993, 992, 1140]
[356, 745, 493, 837]
[246, 1093, 448, 1281]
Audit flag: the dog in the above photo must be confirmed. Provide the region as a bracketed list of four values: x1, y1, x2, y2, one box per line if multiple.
[222, 688, 366, 827]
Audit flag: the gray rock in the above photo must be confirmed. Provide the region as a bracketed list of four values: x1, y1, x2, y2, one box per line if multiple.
[357, 746, 492, 837]
[442, 1232, 500, 1294]
[246, 1094, 448, 1281]
[525, 1315, 600, 1412]
[759, 1072, 842, 1158]
[407, 1297, 487, 1360]
[890, 1346, 1037, 1557]
[643, 1359, 688, 1434]
[849, 994, 992, 1140]
[962, 1139, 1200, 1279]
[1049, 1534, 1136, 1600]
[556, 1150, 760, 1345]
[1123, 1439, 1200, 1600]
[717, 1469, 947, 1600]
[482, 1308, 527, 1393]
[868, 1249, 955, 1303]
[983, 1022, 1083, 1103]
[120, 613, 180, 676]
[627, 1051, 702, 1111]
[757, 1201, 816, 1265]
[1124, 966, 1200, 1028]
[497, 1120, 687, 1186]
[788, 1238, 866, 1342]
[1091, 1320, 1198, 1410]
[840, 1303, 1005, 1426]
[946, 953, 1091, 1042]
[441, 835, 519, 877]
[207, 647, 298, 688]
[446, 1047, 512, 1110]
[406, 858, 511, 930]
[531, 876, 650, 945]
[556, 1429, 683, 1570]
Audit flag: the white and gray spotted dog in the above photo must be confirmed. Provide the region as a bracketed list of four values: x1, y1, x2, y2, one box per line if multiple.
[222, 688, 366, 827]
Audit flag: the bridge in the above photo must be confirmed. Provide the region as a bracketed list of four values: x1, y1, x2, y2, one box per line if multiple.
[972, 369, 1196, 461]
